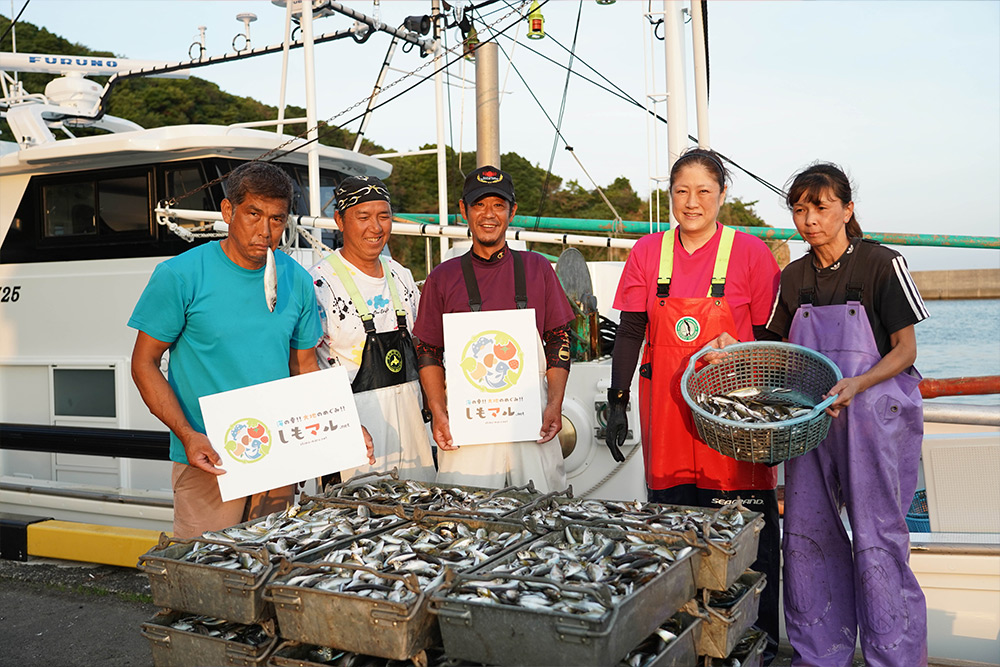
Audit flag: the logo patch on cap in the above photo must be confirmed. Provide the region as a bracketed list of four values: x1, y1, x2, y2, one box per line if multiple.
[477, 170, 503, 184]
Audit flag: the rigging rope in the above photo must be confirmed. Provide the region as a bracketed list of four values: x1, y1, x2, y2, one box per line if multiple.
[504, 29, 786, 199]
[157, 0, 536, 230]
[0, 0, 30, 45]
[481, 3, 623, 225]
[534, 0, 583, 229]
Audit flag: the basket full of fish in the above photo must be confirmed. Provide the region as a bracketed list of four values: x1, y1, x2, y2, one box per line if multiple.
[140, 609, 276, 667]
[318, 470, 542, 519]
[263, 516, 537, 662]
[430, 524, 699, 667]
[137, 501, 401, 623]
[681, 342, 842, 464]
[515, 496, 763, 592]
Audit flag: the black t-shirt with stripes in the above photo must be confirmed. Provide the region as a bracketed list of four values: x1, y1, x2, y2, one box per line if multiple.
[766, 239, 928, 358]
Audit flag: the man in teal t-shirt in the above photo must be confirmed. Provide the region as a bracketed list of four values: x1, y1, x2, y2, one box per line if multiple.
[129, 162, 325, 538]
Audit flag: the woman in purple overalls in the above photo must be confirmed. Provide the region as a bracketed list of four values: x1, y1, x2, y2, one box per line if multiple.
[766, 163, 929, 666]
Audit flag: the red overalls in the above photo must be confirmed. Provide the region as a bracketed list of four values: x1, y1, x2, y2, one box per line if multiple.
[638, 226, 775, 491]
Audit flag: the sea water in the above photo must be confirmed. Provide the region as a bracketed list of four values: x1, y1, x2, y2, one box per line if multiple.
[916, 298, 1000, 406]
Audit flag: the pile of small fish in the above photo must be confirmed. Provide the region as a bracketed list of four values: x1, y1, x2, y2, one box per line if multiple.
[168, 614, 269, 646]
[276, 520, 533, 604]
[695, 387, 813, 424]
[327, 479, 528, 516]
[178, 503, 400, 572]
[519, 498, 747, 544]
[445, 525, 693, 618]
[619, 615, 687, 667]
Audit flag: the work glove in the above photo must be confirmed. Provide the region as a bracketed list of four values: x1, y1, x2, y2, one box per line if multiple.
[605, 388, 629, 463]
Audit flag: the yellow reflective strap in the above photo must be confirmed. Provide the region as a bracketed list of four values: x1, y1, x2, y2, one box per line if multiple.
[708, 225, 736, 297]
[656, 225, 736, 297]
[325, 252, 372, 319]
[380, 257, 408, 318]
[657, 229, 675, 291]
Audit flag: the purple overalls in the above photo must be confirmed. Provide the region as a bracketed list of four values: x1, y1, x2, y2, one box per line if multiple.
[783, 296, 927, 666]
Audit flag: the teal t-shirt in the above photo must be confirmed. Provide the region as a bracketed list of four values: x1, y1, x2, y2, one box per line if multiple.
[128, 241, 322, 464]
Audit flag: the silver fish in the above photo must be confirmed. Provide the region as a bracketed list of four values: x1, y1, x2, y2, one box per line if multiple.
[264, 246, 277, 312]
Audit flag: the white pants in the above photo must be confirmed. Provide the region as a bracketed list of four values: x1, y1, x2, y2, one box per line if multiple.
[343, 380, 436, 483]
[435, 439, 567, 494]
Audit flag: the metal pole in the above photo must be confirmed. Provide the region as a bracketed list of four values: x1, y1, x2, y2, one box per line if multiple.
[662, 0, 688, 171]
[475, 40, 501, 168]
[276, 0, 293, 135]
[433, 0, 451, 264]
[301, 1, 322, 217]
[690, 0, 710, 148]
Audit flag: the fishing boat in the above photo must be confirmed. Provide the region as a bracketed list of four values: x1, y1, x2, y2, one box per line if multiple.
[0, 2, 997, 664]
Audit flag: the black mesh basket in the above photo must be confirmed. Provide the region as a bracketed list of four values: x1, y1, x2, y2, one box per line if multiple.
[681, 342, 842, 464]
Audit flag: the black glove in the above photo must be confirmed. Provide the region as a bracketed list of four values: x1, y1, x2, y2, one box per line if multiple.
[605, 388, 629, 463]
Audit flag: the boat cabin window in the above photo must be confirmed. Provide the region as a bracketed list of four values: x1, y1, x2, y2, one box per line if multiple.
[53, 367, 116, 418]
[165, 165, 215, 228]
[44, 182, 96, 237]
[41, 170, 152, 239]
[286, 165, 342, 217]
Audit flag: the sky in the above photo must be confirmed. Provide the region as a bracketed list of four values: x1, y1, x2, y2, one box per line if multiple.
[6, 0, 1000, 271]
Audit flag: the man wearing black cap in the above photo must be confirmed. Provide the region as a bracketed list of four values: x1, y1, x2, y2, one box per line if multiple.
[413, 166, 574, 492]
[309, 175, 435, 483]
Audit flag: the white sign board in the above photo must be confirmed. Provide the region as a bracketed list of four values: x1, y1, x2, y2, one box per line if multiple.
[443, 309, 542, 446]
[199, 367, 369, 502]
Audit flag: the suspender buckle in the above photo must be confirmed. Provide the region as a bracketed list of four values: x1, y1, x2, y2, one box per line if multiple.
[656, 282, 670, 298]
[710, 279, 726, 298]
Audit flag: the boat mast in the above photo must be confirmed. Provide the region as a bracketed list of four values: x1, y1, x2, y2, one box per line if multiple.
[300, 2, 322, 217]
[432, 0, 450, 263]
[662, 0, 688, 172]
[475, 40, 501, 167]
[690, 0, 710, 148]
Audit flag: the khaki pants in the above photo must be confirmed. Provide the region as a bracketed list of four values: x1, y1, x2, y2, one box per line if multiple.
[171, 462, 295, 539]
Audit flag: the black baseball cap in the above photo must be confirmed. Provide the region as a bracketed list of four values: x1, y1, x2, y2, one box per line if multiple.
[462, 165, 515, 205]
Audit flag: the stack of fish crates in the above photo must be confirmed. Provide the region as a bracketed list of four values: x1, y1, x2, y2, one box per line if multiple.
[139, 533, 282, 667]
[138, 477, 769, 666]
[138, 474, 544, 666]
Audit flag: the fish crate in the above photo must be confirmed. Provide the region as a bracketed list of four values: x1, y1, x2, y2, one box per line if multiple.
[140, 609, 277, 667]
[138, 500, 404, 623]
[264, 516, 537, 662]
[139, 535, 276, 624]
[430, 524, 699, 667]
[691, 570, 766, 659]
[515, 496, 763, 592]
[316, 471, 542, 519]
[617, 612, 701, 667]
[709, 628, 768, 667]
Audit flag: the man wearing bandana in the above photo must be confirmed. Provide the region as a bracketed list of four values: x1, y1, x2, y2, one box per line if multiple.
[129, 162, 326, 538]
[309, 176, 435, 482]
[413, 166, 574, 493]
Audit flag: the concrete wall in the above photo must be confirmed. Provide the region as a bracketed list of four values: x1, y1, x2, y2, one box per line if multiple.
[911, 269, 1000, 300]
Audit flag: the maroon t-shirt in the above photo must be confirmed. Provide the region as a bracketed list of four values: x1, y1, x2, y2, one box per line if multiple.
[414, 246, 574, 347]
